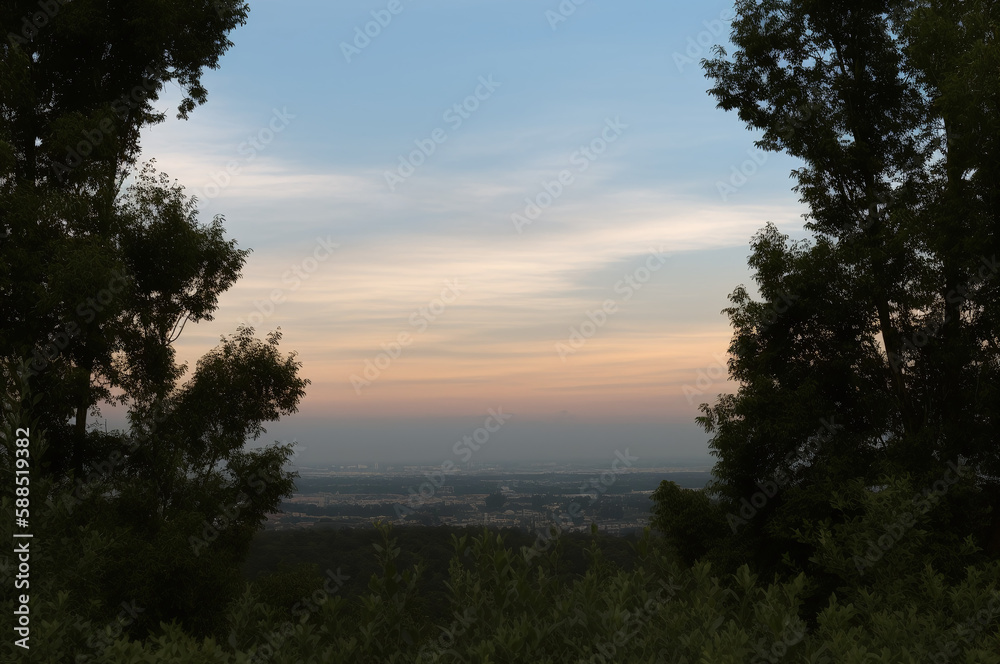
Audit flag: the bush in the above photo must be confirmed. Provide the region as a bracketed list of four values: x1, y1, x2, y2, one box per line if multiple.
[6, 501, 1000, 663]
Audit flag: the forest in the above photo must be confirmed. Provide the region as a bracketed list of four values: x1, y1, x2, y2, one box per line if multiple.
[3, 0, 1000, 662]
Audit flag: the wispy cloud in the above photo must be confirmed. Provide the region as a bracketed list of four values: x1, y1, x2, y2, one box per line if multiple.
[117, 0, 806, 463]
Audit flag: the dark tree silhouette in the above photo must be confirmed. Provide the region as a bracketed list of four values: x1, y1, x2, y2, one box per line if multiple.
[653, 0, 1000, 578]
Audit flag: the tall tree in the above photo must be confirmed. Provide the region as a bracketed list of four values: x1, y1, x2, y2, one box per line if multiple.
[0, 1, 311, 633]
[1, 0, 252, 476]
[655, 0, 1000, 577]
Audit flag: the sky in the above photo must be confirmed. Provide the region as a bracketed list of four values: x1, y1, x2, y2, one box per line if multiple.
[113, 0, 813, 466]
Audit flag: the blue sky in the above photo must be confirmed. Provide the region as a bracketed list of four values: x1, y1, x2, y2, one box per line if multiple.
[123, 0, 812, 466]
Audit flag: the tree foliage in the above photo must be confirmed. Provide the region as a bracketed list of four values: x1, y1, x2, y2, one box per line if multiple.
[655, 0, 1000, 579]
[0, 0, 308, 634]
[649, 480, 729, 567]
[1, 0, 253, 475]
[5, 511, 1000, 663]
[483, 491, 508, 512]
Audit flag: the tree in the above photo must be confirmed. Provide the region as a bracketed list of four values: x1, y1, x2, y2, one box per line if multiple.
[0, 0, 312, 635]
[484, 491, 507, 512]
[649, 480, 728, 567]
[2, 0, 249, 186]
[1, 0, 252, 478]
[662, 0, 1000, 578]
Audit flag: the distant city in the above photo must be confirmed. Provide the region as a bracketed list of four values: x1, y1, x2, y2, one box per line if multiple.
[269, 460, 714, 536]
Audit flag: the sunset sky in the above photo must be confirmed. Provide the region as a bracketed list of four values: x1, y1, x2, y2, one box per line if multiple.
[121, 0, 812, 465]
